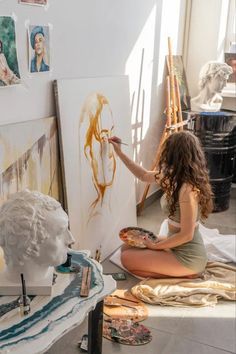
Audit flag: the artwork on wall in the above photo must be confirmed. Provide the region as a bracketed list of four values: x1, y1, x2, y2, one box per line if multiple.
[54, 76, 137, 259]
[224, 53, 236, 83]
[166, 55, 190, 111]
[0, 116, 62, 206]
[0, 16, 21, 87]
[19, 0, 48, 6]
[28, 25, 50, 73]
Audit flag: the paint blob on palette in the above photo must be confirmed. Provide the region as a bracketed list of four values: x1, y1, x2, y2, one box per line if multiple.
[119, 227, 158, 248]
[103, 318, 152, 345]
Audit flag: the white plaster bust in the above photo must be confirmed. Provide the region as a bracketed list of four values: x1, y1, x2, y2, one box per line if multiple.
[0, 190, 75, 283]
[190, 61, 233, 112]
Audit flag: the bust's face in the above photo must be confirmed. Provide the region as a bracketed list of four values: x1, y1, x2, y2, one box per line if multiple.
[209, 74, 227, 94]
[34, 207, 75, 267]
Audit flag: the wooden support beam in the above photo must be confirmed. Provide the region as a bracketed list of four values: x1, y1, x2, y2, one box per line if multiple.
[168, 37, 178, 129]
[174, 75, 183, 130]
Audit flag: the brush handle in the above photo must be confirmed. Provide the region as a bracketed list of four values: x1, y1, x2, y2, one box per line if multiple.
[117, 142, 128, 146]
[20, 273, 26, 297]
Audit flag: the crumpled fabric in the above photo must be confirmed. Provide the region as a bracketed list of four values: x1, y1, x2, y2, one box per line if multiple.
[131, 262, 236, 307]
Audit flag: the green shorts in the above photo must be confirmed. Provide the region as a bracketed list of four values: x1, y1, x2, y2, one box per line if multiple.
[169, 226, 208, 273]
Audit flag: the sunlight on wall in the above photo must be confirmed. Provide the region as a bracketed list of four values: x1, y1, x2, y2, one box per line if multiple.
[0, 247, 4, 272]
[125, 4, 156, 162]
[157, 0, 185, 87]
[125, 0, 186, 202]
[216, 0, 230, 60]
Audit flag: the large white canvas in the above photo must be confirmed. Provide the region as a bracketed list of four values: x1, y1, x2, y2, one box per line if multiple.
[55, 76, 137, 260]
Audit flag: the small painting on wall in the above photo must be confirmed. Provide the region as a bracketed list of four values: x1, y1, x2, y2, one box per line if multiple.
[0, 116, 62, 206]
[0, 16, 21, 87]
[225, 53, 236, 83]
[166, 55, 190, 111]
[54, 76, 137, 259]
[19, 0, 48, 6]
[28, 25, 50, 73]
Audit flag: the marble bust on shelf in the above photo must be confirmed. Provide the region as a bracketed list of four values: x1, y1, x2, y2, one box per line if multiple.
[190, 61, 233, 112]
[0, 190, 75, 295]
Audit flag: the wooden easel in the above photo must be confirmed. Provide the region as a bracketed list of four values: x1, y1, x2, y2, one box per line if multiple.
[137, 37, 187, 215]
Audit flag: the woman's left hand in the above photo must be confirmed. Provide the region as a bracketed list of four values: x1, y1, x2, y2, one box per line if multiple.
[143, 236, 160, 250]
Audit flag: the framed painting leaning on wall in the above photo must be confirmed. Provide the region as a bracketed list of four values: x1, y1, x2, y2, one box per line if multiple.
[0, 116, 62, 206]
[166, 55, 190, 111]
[224, 53, 236, 83]
[54, 76, 137, 260]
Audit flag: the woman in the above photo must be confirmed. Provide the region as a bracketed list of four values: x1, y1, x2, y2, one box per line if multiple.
[109, 131, 213, 278]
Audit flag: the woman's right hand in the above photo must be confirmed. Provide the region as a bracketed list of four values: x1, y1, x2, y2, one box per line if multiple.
[108, 136, 122, 155]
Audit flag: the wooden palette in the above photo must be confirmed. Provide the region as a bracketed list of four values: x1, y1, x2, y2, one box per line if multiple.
[119, 227, 158, 248]
[104, 289, 148, 322]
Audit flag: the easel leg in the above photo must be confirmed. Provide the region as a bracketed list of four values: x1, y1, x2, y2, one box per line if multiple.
[88, 300, 104, 354]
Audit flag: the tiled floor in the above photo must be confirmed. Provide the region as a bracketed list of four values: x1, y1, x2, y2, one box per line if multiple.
[47, 186, 236, 354]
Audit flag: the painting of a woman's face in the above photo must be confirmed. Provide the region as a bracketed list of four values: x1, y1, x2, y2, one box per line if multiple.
[34, 33, 45, 55]
[80, 93, 116, 214]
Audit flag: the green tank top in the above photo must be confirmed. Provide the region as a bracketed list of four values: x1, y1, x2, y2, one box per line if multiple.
[160, 193, 200, 224]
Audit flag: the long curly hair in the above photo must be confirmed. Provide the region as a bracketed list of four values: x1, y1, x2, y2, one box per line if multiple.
[157, 131, 213, 219]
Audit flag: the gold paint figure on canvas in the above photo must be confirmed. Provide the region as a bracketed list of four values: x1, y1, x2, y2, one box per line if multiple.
[80, 93, 116, 218]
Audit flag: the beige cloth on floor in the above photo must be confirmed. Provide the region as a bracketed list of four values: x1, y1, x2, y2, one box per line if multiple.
[131, 262, 236, 307]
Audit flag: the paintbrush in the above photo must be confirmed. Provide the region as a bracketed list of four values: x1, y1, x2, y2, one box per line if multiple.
[117, 141, 129, 146]
[109, 135, 128, 146]
[20, 273, 26, 305]
[19, 273, 31, 316]
[117, 141, 128, 146]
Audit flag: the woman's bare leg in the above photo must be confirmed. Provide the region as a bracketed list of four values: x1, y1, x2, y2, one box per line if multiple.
[121, 245, 198, 278]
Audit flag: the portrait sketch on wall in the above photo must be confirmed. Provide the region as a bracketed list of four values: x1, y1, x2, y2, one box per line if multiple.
[54, 76, 137, 259]
[28, 25, 50, 73]
[225, 53, 236, 83]
[0, 116, 62, 206]
[0, 16, 21, 87]
[166, 55, 190, 111]
[19, 0, 48, 6]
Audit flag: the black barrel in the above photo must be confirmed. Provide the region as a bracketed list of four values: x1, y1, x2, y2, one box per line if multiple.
[188, 111, 236, 212]
[233, 152, 236, 183]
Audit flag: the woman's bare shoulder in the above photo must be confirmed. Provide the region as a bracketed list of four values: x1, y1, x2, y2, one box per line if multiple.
[179, 183, 198, 203]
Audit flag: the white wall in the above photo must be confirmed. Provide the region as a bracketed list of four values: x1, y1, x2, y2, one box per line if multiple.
[136, 0, 187, 200]
[0, 0, 187, 202]
[0, 0, 154, 124]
